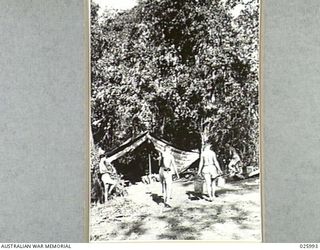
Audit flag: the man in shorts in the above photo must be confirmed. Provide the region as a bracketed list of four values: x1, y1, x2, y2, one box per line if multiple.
[158, 146, 179, 205]
[99, 154, 118, 202]
[198, 144, 223, 202]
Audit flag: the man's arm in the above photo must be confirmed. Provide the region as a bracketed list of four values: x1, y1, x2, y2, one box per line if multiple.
[171, 156, 179, 178]
[213, 152, 223, 174]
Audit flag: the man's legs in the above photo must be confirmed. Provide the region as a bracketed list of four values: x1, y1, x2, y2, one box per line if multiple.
[109, 178, 119, 195]
[210, 178, 217, 198]
[203, 173, 213, 201]
[160, 175, 165, 196]
[104, 183, 109, 202]
[160, 174, 166, 201]
[108, 183, 116, 195]
[162, 182, 167, 203]
[166, 175, 172, 203]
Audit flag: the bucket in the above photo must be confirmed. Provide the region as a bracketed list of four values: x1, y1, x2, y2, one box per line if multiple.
[217, 176, 226, 187]
[194, 176, 205, 193]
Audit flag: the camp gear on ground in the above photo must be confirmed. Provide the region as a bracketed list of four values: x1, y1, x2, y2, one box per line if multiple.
[194, 175, 205, 193]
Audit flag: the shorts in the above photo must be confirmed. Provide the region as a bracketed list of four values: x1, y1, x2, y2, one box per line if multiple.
[101, 173, 117, 185]
[202, 165, 219, 179]
[159, 167, 173, 183]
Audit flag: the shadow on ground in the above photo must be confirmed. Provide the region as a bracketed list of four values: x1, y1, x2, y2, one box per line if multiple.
[90, 177, 261, 241]
[151, 193, 163, 205]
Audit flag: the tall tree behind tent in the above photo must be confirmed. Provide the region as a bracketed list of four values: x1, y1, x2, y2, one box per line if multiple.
[91, 0, 259, 167]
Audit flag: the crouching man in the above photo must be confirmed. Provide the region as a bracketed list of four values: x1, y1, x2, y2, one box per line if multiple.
[227, 145, 244, 179]
[99, 154, 118, 203]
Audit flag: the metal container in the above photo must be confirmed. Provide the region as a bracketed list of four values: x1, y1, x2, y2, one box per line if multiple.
[194, 176, 205, 193]
[217, 176, 226, 187]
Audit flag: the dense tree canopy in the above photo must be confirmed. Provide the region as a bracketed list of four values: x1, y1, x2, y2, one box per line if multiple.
[91, 0, 259, 167]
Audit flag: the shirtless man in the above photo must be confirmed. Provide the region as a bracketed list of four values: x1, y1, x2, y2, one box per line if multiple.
[158, 146, 179, 204]
[198, 144, 223, 201]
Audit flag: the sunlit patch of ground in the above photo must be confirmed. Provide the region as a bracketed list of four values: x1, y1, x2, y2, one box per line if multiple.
[90, 177, 261, 242]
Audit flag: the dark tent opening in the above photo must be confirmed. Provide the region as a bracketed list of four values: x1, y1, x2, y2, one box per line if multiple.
[113, 140, 159, 184]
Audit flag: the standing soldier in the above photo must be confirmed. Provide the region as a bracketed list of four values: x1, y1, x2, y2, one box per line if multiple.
[158, 146, 179, 205]
[198, 144, 223, 202]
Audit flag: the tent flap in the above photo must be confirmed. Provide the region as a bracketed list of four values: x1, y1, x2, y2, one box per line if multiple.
[147, 134, 199, 173]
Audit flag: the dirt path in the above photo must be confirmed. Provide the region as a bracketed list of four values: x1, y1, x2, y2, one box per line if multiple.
[90, 177, 261, 242]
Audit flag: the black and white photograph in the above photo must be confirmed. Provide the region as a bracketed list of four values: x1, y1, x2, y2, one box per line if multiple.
[90, 0, 261, 241]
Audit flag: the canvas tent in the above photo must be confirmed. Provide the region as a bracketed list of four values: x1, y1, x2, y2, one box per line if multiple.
[105, 132, 200, 174]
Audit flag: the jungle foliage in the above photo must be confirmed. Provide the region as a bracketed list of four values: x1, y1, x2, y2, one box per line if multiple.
[91, 0, 259, 167]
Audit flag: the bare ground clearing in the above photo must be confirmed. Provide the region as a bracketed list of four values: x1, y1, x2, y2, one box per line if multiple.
[90, 177, 261, 242]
